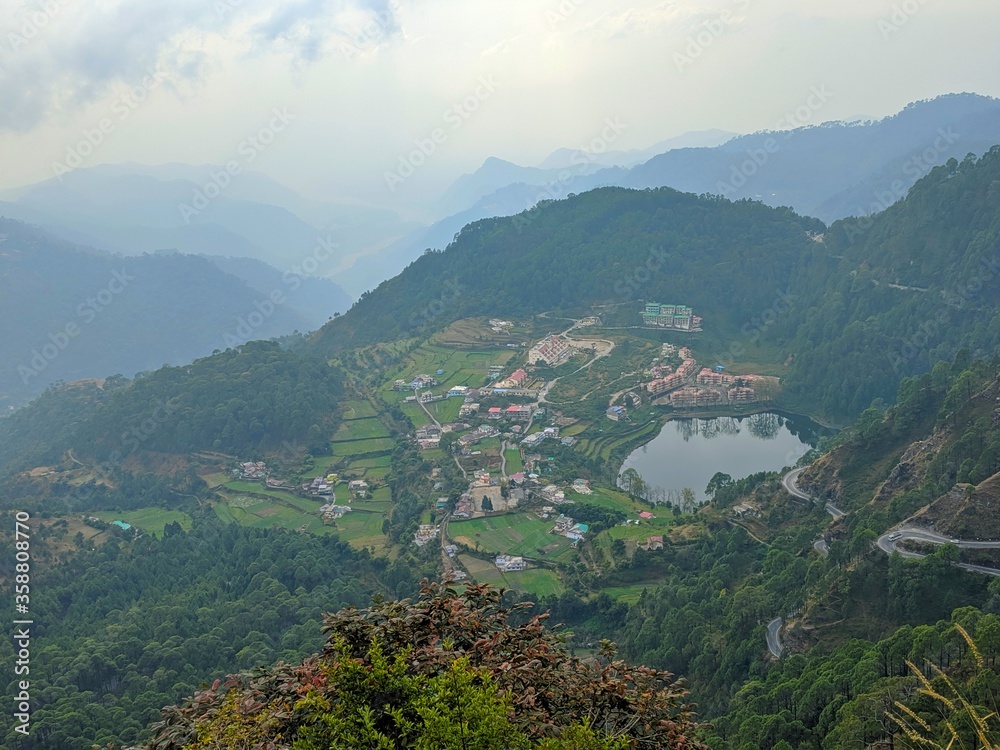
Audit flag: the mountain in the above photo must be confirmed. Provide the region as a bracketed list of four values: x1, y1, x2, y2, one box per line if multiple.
[315, 144, 1000, 422]
[536, 128, 736, 170]
[0, 220, 348, 406]
[782, 145, 1000, 416]
[0, 163, 419, 299]
[434, 130, 738, 219]
[360, 94, 1000, 289]
[311, 186, 824, 353]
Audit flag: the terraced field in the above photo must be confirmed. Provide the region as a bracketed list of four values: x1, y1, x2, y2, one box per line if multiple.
[380, 344, 516, 406]
[332, 418, 391, 442]
[341, 399, 379, 420]
[449, 513, 576, 562]
[332, 437, 396, 456]
[503, 568, 565, 597]
[578, 419, 661, 463]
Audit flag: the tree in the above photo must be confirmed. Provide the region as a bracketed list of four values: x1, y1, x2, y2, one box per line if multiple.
[147, 582, 705, 748]
[705, 472, 733, 500]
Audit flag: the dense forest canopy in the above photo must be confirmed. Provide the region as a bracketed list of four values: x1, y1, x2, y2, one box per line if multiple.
[0, 340, 342, 475]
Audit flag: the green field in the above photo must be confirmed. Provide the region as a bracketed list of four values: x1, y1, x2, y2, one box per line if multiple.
[449, 513, 576, 561]
[214, 493, 332, 535]
[94, 508, 192, 538]
[504, 568, 564, 597]
[352, 466, 391, 482]
[332, 418, 391, 442]
[301, 456, 340, 479]
[566, 488, 647, 515]
[328, 509, 388, 550]
[332, 437, 395, 456]
[504, 448, 524, 474]
[342, 400, 378, 420]
[457, 554, 507, 586]
[349, 455, 392, 468]
[401, 402, 434, 428]
[381, 344, 516, 405]
[223, 481, 322, 512]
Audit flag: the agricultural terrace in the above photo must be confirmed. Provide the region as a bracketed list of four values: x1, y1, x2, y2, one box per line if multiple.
[456, 554, 565, 598]
[432, 317, 536, 348]
[448, 512, 576, 562]
[332, 418, 391, 442]
[378, 343, 517, 406]
[544, 333, 659, 408]
[214, 490, 333, 535]
[576, 418, 662, 464]
[341, 399, 379, 420]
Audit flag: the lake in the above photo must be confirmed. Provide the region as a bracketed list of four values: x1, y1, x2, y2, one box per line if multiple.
[619, 411, 830, 502]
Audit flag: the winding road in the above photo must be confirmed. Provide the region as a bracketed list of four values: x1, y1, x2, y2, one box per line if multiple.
[766, 617, 784, 658]
[876, 527, 1000, 577]
[782, 467, 845, 519]
[767, 467, 1000, 660]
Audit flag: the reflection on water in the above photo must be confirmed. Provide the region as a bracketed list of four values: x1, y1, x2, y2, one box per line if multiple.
[620, 411, 831, 503]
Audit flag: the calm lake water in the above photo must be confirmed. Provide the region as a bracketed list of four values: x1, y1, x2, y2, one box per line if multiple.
[619, 412, 830, 502]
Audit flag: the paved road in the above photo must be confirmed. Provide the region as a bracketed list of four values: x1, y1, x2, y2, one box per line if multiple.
[876, 527, 1000, 576]
[782, 467, 811, 501]
[783, 467, 846, 519]
[766, 617, 784, 658]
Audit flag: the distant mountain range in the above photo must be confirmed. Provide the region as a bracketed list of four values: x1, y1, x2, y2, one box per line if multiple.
[0, 219, 351, 407]
[356, 94, 1000, 294]
[314, 143, 1000, 421]
[0, 163, 419, 299]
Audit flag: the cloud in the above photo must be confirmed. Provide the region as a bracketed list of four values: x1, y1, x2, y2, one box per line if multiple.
[0, 0, 401, 132]
[574, 2, 710, 41]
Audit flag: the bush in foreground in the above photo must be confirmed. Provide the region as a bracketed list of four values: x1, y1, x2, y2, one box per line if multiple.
[143, 582, 704, 748]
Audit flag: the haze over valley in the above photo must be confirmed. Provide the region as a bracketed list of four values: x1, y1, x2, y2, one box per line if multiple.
[3, 2, 1000, 748]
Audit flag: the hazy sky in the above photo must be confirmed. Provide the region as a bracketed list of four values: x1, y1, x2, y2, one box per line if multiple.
[1, 0, 998, 215]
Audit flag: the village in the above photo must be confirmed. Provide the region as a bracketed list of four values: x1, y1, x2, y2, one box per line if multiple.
[217, 309, 772, 592]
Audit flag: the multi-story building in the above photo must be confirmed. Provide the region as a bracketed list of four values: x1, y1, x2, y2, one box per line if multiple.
[527, 335, 572, 365]
[642, 303, 700, 330]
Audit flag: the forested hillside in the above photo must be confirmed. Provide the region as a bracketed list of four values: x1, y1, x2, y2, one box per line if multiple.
[0, 341, 342, 476]
[783, 147, 1000, 415]
[314, 187, 824, 350]
[0, 519, 421, 748]
[318, 147, 1000, 421]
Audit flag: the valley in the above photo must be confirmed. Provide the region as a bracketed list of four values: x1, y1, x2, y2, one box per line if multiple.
[3, 151, 1000, 749]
